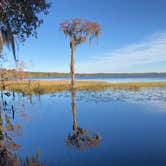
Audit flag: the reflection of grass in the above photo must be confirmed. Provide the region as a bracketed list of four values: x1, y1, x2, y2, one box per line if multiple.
[4, 80, 166, 95]
[0, 150, 42, 166]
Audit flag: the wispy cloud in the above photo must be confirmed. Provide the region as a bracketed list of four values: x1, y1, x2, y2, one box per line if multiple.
[76, 31, 166, 73]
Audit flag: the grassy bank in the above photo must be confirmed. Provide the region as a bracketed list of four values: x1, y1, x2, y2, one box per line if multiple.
[3, 80, 166, 95]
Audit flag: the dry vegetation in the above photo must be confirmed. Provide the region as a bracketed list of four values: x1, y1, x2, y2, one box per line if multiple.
[2, 80, 166, 95]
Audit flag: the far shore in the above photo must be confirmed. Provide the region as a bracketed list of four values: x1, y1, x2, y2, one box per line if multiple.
[2, 80, 166, 95]
[3, 69, 166, 79]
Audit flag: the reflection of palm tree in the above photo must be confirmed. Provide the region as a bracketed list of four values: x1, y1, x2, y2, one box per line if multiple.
[71, 90, 77, 131]
[66, 91, 101, 150]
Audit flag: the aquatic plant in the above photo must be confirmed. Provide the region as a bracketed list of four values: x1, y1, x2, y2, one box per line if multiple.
[4, 80, 166, 95]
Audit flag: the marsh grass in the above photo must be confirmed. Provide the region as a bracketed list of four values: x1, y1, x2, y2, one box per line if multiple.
[109, 82, 166, 90]
[4, 80, 166, 95]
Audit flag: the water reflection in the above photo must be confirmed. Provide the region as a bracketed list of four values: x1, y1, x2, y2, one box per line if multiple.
[0, 92, 43, 166]
[0, 94, 20, 165]
[66, 90, 101, 150]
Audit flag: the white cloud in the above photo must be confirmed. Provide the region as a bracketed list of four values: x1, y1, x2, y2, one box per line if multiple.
[76, 31, 166, 73]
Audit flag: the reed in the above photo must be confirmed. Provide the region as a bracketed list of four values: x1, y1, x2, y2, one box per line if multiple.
[3, 80, 166, 95]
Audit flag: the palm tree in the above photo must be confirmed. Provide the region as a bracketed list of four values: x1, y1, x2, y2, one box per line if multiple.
[60, 18, 101, 89]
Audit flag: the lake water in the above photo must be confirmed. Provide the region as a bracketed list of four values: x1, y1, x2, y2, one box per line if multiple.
[28, 74, 166, 83]
[1, 87, 166, 165]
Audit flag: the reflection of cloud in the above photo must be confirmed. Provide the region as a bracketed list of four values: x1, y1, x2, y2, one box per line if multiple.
[76, 31, 166, 73]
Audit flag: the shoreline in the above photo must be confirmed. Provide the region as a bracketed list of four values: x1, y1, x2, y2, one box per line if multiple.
[2, 69, 166, 79]
[3, 80, 166, 95]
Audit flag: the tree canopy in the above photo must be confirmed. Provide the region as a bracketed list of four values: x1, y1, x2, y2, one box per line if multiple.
[0, 0, 51, 60]
[60, 18, 101, 89]
[60, 18, 101, 46]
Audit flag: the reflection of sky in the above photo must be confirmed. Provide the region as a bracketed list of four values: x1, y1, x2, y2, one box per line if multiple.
[11, 89, 166, 165]
[75, 88, 166, 109]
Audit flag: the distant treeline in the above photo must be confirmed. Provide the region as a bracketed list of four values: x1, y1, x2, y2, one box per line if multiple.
[1, 69, 166, 78]
[25, 71, 69, 78]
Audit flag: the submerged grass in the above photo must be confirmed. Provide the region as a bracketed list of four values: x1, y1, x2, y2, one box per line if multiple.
[3, 80, 166, 95]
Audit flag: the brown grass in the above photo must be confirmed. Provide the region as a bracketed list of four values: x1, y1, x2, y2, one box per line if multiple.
[3, 80, 166, 95]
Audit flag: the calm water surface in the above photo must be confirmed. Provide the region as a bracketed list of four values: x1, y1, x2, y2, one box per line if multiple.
[28, 75, 166, 83]
[1, 88, 166, 165]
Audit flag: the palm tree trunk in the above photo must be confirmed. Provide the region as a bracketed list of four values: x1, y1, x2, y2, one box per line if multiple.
[70, 41, 75, 89]
[70, 41, 77, 130]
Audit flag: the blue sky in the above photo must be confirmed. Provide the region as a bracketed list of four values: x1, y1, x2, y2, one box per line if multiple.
[4, 0, 166, 73]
